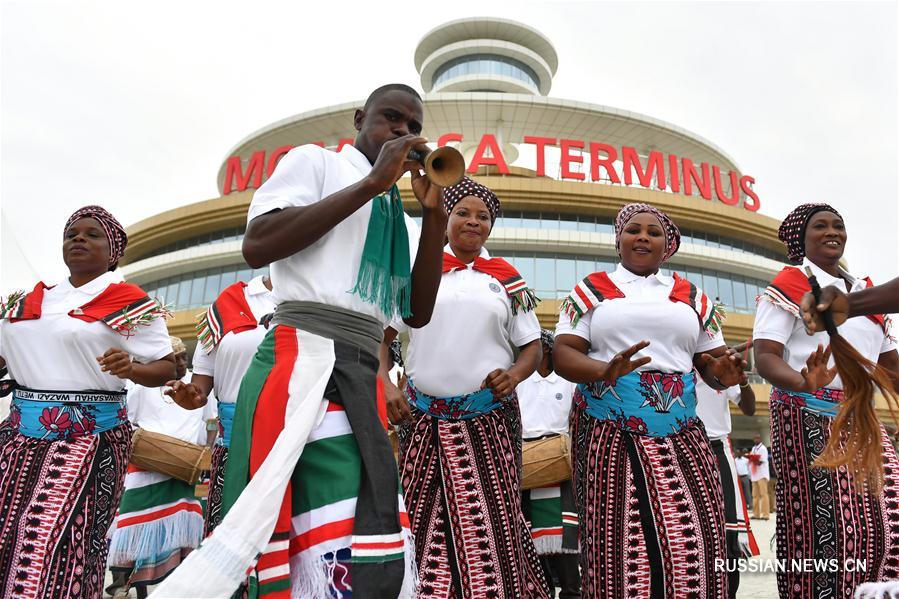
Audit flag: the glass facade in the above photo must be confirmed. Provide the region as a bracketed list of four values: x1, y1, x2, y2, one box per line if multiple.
[143, 264, 269, 311]
[494, 251, 768, 314]
[142, 226, 245, 260]
[415, 212, 784, 262]
[140, 255, 766, 315]
[433, 54, 539, 91]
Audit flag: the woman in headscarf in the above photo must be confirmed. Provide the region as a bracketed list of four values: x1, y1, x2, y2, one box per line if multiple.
[753, 203, 899, 597]
[0, 206, 175, 598]
[382, 177, 551, 598]
[166, 273, 276, 535]
[553, 202, 746, 598]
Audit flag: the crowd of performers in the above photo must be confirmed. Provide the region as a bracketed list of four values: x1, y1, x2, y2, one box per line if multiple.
[0, 82, 898, 599]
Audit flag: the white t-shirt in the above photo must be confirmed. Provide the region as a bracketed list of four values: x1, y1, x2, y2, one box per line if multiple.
[192, 276, 277, 405]
[750, 442, 770, 481]
[517, 370, 576, 438]
[694, 377, 741, 440]
[128, 370, 216, 446]
[247, 144, 420, 325]
[0, 271, 172, 392]
[735, 456, 750, 477]
[396, 246, 541, 397]
[753, 258, 896, 390]
[555, 264, 723, 373]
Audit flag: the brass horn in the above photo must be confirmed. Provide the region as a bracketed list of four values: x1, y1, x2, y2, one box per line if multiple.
[408, 146, 466, 188]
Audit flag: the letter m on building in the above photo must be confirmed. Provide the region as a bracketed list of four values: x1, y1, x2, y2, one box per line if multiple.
[223, 151, 265, 195]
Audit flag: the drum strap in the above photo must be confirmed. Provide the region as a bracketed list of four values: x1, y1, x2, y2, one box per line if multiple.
[10, 387, 127, 439]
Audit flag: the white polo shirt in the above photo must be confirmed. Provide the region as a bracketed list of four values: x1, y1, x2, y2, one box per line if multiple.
[750, 442, 770, 481]
[128, 370, 216, 446]
[247, 144, 419, 325]
[517, 370, 576, 438]
[753, 258, 896, 390]
[695, 376, 741, 440]
[0, 271, 172, 392]
[396, 246, 541, 398]
[555, 264, 723, 373]
[192, 276, 277, 405]
[734, 456, 750, 477]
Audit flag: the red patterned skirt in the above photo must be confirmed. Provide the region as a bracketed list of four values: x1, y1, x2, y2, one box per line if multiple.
[203, 443, 228, 536]
[398, 397, 550, 598]
[570, 401, 728, 598]
[0, 419, 131, 598]
[770, 398, 899, 597]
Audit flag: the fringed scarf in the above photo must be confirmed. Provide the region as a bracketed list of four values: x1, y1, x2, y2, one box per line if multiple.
[1, 281, 171, 337]
[196, 281, 258, 352]
[350, 185, 412, 319]
[560, 271, 725, 337]
[759, 266, 892, 338]
[442, 252, 539, 314]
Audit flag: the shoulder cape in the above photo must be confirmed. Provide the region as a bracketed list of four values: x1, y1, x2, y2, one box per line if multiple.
[442, 253, 540, 315]
[1, 280, 171, 337]
[760, 265, 891, 336]
[196, 282, 258, 352]
[560, 271, 725, 337]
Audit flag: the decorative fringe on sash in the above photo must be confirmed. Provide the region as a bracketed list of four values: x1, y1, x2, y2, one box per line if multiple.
[288, 529, 418, 599]
[107, 507, 204, 567]
[102, 297, 173, 338]
[350, 262, 412, 321]
[195, 311, 217, 352]
[506, 282, 540, 315]
[0, 289, 26, 319]
[703, 301, 726, 338]
[531, 535, 578, 556]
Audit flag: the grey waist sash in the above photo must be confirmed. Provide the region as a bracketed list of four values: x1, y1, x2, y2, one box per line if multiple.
[271, 301, 384, 356]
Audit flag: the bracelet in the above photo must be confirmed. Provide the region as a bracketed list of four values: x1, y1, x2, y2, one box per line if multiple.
[740, 381, 751, 389]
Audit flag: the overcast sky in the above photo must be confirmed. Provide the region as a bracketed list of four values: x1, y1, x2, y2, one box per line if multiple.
[2, 1, 897, 292]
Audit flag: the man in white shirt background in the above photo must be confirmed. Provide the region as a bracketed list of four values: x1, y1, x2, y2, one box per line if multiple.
[750, 434, 771, 520]
[518, 330, 580, 599]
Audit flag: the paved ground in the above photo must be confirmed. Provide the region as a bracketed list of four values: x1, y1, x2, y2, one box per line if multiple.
[107, 518, 782, 598]
[736, 515, 779, 599]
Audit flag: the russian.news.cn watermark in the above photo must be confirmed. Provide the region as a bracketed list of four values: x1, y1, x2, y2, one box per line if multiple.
[715, 558, 868, 574]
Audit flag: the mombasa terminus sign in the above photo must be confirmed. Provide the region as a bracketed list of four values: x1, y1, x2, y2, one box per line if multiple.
[222, 132, 761, 212]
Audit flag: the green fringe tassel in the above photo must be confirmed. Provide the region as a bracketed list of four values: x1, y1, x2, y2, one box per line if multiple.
[0, 289, 25, 319]
[509, 288, 540, 315]
[351, 261, 412, 319]
[115, 298, 173, 337]
[704, 301, 727, 337]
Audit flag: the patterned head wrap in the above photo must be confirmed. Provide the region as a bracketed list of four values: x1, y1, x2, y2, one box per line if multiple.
[443, 177, 501, 224]
[64, 205, 128, 270]
[614, 203, 681, 262]
[539, 329, 555, 350]
[778, 203, 843, 263]
[170, 336, 187, 355]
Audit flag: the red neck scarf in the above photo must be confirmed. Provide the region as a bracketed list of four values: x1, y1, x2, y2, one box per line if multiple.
[442, 252, 539, 314]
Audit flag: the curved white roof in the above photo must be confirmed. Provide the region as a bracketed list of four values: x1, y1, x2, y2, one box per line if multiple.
[414, 17, 559, 74]
[216, 93, 741, 193]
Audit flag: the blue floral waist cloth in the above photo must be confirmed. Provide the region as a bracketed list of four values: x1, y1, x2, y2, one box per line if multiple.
[769, 386, 844, 418]
[216, 400, 236, 448]
[405, 379, 506, 420]
[575, 370, 697, 437]
[9, 387, 128, 440]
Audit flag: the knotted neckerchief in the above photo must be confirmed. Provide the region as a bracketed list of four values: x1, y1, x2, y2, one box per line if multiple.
[350, 185, 412, 318]
[442, 252, 539, 314]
